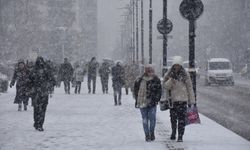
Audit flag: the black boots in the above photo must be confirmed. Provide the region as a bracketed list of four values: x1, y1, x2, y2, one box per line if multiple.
[145, 134, 151, 142]
[145, 132, 155, 142]
[177, 135, 183, 142]
[150, 132, 155, 141]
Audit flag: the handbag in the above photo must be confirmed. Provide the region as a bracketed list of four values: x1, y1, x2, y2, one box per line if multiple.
[159, 100, 169, 111]
[160, 90, 172, 111]
[186, 105, 201, 125]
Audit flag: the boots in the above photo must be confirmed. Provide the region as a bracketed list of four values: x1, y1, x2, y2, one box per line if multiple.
[18, 104, 22, 111]
[145, 134, 151, 142]
[177, 135, 183, 142]
[24, 104, 27, 111]
[170, 131, 176, 140]
[150, 132, 155, 141]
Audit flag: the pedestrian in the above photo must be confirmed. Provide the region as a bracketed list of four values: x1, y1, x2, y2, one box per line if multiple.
[10, 59, 30, 111]
[134, 65, 162, 142]
[111, 61, 125, 105]
[163, 56, 195, 142]
[99, 62, 111, 94]
[87, 57, 99, 94]
[29, 57, 56, 131]
[73, 64, 85, 94]
[59, 58, 74, 94]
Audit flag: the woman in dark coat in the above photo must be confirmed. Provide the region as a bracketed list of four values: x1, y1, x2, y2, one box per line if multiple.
[134, 65, 162, 142]
[10, 60, 30, 111]
[29, 57, 56, 131]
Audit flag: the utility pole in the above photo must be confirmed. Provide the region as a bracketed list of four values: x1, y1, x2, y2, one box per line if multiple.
[140, 0, 144, 64]
[149, 0, 153, 64]
[135, 0, 139, 63]
[132, 0, 135, 63]
[180, 0, 204, 102]
[163, 0, 167, 67]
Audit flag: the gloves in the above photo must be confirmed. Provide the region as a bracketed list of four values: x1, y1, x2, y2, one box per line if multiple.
[188, 104, 191, 107]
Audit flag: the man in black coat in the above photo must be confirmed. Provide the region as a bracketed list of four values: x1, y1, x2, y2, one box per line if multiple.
[99, 62, 111, 94]
[111, 61, 125, 105]
[59, 58, 74, 94]
[87, 57, 99, 94]
[29, 57, 56, 131]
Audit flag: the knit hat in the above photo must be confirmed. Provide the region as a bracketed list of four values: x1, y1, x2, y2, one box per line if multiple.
[172, 56, 183, 66]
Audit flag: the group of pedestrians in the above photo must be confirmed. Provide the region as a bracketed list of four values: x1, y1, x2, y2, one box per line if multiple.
[9, 55, 195, 143]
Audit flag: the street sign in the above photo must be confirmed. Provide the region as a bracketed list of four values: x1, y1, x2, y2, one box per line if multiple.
[179, 0, 204, 20]
[157, 19, 173, 35]
[157, 35, 173, 40]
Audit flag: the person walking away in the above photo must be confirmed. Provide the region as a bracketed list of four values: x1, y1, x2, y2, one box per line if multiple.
[134, 65, 162, 142]
[99, 62, 111, 94]
[10, 59, 30, 111]
[73, 64, 85, 94]
[59, 58, 74, 94]
[29, 57, 56, 131]
[87, 57, 99, 94]
[163, 56, 195, 142]
[111, 61, 125, 105]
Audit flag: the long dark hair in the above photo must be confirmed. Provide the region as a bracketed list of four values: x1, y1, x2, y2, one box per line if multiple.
[166, 65, 187, 82]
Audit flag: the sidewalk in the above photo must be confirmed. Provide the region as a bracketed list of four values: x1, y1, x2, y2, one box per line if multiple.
[0, 81, 249, 150]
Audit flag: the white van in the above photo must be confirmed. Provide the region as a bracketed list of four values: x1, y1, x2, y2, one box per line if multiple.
[205, 58, 234, 86]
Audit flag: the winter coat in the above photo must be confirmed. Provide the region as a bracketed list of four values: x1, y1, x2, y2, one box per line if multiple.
[99, 63, 110, 80]
[88, 61, 99, 77]
[10, 65, 30, 104]
[134, 74, 162, 108]
[59, 62, 74, 81]
[29, 57, 56, 105]
[73, 67, 85, 82]
[163, 69, 195, 104]
[111, 65, 125, 90]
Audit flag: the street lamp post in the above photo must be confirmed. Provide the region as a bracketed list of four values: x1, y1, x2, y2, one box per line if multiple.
[56, 27, 67, 61]
[135, 0, 139, 63]
[140, 0, 144, 65]
[163, 0, 167, 67]
[149, 0, 153, 64]
[179, 0, 204, 102]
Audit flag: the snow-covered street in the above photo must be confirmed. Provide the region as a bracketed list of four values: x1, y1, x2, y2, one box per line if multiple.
[1, 80, 250, 150]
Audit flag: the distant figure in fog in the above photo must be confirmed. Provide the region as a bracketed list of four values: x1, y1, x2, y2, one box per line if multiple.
[29, 57, 56, 131]
[73, 64, 86, 94]
[99, 62, 111, 94]
[87, 57, 99, 94]
[59, 58, 74, 94]
[10, 59, 30, 111]
[134, 65, 162, 142]
[111, 61, 125, 105]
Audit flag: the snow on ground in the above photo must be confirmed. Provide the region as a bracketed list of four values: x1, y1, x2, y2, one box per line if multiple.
[0, 79, 250, 150]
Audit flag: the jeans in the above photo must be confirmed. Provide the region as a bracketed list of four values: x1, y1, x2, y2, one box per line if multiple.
[113, 87, 122, 105]
[140, 106, 157, 135]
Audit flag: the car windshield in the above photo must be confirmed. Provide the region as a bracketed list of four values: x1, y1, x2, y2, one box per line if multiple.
[209, 62, 230, 70]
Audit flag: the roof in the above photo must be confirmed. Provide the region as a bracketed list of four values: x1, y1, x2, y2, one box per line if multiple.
[209, 58, 230, 62]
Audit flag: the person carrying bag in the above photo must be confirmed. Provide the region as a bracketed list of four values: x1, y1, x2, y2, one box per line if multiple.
[163, 56, 196, 142]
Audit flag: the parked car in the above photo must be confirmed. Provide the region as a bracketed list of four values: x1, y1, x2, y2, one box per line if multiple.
[205, 58, 234, 86]
[0, 72, 8, 92]
[183, 61, 200, 79]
